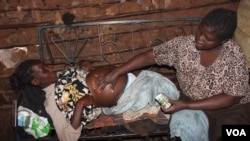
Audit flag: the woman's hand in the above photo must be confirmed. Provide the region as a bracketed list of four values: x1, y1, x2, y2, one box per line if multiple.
[97, 70, 119, 92]
[161, 94, 241, 114]
[160, 99, 188, 114]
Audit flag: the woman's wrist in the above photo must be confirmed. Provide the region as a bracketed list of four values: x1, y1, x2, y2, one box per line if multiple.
[114, 67, 124, 78]
[76, 96, 94, 108]
[75, 101, 85, 110]
[185, 100, 197, 110]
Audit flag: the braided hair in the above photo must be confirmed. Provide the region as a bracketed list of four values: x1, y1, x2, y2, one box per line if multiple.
[9, 60, 38, 90]
[202, 8, 237, 40]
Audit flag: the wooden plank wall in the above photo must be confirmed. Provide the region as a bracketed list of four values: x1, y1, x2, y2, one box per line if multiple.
[0, 0, 240, 139]
[0, 0, 240, 111]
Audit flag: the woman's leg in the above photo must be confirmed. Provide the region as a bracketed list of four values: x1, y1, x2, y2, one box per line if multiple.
[205, 102, 250, 141]
[170, 109, 209, 141]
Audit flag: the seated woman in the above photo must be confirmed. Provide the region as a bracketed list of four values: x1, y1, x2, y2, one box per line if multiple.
[9, 59, 179, 141]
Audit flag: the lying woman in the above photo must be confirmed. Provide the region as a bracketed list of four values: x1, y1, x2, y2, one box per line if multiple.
[9, 59, 180, 141]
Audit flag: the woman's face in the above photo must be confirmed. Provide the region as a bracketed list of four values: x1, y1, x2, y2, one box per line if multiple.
[195, 23, 225, 50]
[31, 61, 58, 88]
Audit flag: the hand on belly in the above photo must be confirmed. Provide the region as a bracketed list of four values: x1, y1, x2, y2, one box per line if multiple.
[86, 66, 127, 107]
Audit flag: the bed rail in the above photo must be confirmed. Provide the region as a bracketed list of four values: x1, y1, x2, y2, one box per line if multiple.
[38, 17, 201, 69]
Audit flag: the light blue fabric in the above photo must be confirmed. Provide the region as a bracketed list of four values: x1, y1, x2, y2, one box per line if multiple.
[102, 70, 180, 114]
[102, 70, 209, 141]
[170, 110, 209, 141]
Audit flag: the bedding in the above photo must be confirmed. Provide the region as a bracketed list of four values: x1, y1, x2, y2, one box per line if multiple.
[54, 68, 101, 125]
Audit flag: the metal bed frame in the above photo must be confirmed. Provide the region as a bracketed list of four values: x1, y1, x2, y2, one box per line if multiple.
[37, 17, 201, 68]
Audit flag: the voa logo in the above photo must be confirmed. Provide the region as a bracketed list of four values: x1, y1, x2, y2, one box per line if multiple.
[226, 129, 247, 136]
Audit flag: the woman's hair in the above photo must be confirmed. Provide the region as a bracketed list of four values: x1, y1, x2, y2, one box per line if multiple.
[9, 59, 38, 90]
[202, 8, 237, 40]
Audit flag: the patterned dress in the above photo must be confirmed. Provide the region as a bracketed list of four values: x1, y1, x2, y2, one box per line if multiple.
[153, 35, 250, 104]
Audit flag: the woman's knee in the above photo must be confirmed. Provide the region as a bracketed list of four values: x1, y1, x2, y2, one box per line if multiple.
[170, 110, 209, 141]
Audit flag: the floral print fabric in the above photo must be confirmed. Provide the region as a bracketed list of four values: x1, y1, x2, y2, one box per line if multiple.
[54, 68, 92, 125]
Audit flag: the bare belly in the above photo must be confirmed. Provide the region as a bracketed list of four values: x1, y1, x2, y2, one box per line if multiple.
[86, 66, 127, 107]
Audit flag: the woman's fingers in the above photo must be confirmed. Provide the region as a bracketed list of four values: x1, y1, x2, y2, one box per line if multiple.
[97, 75, 107, 91]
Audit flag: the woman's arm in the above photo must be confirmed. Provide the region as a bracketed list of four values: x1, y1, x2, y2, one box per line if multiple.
[70, 95, 94, 129]
[186, 93, 241, 110]
[161, 93, 242, 113]
[98, 49, 156, 91]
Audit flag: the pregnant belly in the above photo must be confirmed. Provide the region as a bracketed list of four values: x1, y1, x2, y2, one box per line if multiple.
[86, 66, 127, 107]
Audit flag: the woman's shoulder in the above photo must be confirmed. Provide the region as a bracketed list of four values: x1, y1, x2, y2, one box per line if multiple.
[223, 39, 245, 59]
[173, 35, 194, 42]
